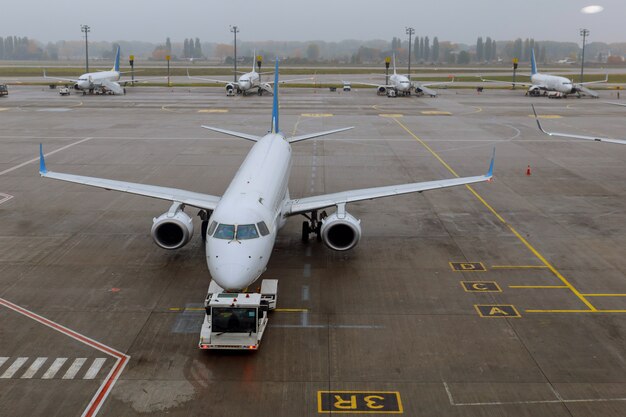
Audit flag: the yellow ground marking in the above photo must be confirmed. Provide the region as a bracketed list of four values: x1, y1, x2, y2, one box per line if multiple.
[528, 114, 562, 119]
[198, 109, 228, 113]
[392, 117, 598, 312]
[527, 310, 626, 313]
[491, 265, 548, 269]
[301, 113, 333, 117]
[509, 285, 568, 289]
[291, 115, 303, 136]
[421, 110, 452, 115]
[379, 114, 403, 118]
[582, 294, 626, 297]
[460, 106, 482, 115]
[0, 108, 8, 112]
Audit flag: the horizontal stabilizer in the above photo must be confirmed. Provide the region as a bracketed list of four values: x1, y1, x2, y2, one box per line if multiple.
[289, 127, 354, 144]
[201, 126, 261, 142]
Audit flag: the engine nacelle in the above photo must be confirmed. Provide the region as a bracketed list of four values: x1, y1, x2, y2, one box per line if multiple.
[151, 207, 194, 250]
[320, 211, 362, 251]
[225, 83, 235, 93]
[377, 86, 387, 95]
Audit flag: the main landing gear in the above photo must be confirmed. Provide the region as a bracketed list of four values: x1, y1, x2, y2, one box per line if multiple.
[301, 210, 327, 242]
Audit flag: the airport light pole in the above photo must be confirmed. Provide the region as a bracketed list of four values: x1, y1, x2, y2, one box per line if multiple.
[81, 25, 90, 73]
[405, 27, 415, 82]
[385, 56, 391, 85]
[580, 28, 590, 83]
[230, 25, 239, 83]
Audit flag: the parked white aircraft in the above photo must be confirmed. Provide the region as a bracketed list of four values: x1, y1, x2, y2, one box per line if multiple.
[353, 55, 453, 97]
[44, 47, 125, 95]
[188, 53, 309, 96]
[39, 59, 495, 292]
[44, 47, 161, 95]
[482, 49, 606, 98]
[532, 105, 626, 144]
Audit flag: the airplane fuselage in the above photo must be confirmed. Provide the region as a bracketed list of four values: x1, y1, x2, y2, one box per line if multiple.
[205, 133, 291, 290]
[389, 73, 412, 93]
[237, 72, 261, 92]
[75, 70, 121, 90]
[530, 73, 574, 94]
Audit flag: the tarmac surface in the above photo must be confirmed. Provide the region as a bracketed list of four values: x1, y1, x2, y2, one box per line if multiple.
[0, 86, 625, 417]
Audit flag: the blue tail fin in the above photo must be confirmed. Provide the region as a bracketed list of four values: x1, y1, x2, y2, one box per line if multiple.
[271, 58, 279, 133]
[113, 46, 120, 72]
[530, 48, 537, 75]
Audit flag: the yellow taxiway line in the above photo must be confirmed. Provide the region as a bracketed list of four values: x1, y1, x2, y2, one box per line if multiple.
[392, 117, 599, 312]
[509, 285, 568, 289]
[491, 265, 548, 269]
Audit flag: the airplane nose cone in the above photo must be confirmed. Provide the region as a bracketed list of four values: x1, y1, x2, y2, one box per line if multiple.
[211, 263, 254, 291]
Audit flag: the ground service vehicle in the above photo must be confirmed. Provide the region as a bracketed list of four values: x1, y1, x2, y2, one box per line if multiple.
[199, 279, 278, 350]
[0, 84, 7, 96]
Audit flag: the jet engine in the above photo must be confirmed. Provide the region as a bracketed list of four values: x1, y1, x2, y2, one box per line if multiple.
[320, 211, 361, 251]
[377, 86, 387, 95]
[225, 83, 236, 94]
[151, 205, 194, 250]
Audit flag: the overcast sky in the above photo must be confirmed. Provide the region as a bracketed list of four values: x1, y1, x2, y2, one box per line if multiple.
[5, 0, 622, 44]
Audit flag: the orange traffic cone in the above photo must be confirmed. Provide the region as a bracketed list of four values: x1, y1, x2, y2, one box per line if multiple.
[526, 165, 532, 176]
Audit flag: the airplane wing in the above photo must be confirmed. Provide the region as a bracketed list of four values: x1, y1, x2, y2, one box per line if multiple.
[418, 78, 455, 88]
[480, 77, 534, 87]
[187, 70, 236, 85]
[100, 79, 125, 95]
[265, 77, 314, 86]
[285, 149, 495, 215]
[575, 85, 599, 98]
[118, 76, 167, 86]
[532, 105, 626, 145]
[579, 74, 608, 86]
[43, 70, 78, 83]
[38, 145, 221, 210]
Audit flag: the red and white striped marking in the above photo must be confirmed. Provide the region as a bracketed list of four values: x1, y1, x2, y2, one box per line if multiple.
[0, 298, 130, 417]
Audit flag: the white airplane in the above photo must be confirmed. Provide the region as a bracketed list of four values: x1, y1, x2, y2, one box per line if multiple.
[188, 53, 309, 96]
[532, 105, 626, 145]
[44, 47, 161, 95]
[39, 59, 495, 292]
[482, 49, 606, 98]
[352, 55, 453, 97]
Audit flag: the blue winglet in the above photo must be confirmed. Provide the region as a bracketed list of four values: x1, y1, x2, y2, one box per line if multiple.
[271, 58, 279, 133]
[487, 147, 495, 177]
[39, 144, 47, 174]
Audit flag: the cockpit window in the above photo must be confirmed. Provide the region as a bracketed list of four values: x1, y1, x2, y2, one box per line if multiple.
[236, 224, 259, 240]
[207, 221, 217, 236]
[214, 224, 235, 239]
[257, 221, 270, 236]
